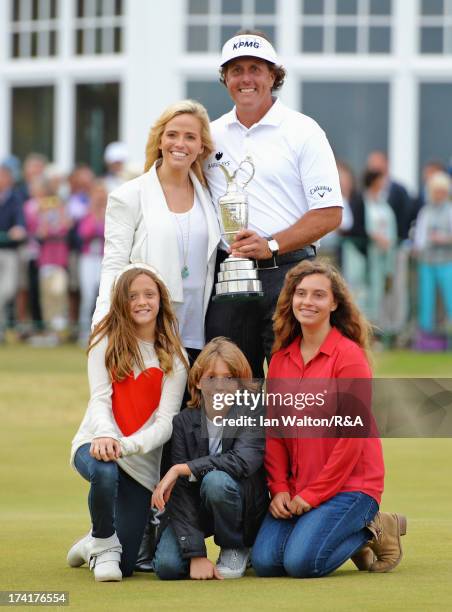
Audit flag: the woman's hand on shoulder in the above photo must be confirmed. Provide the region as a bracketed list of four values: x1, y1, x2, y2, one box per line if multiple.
[269, 491, 292, 519]
[190, 557, 223, 580]
[90, 437, 122, 462]
[288, 495, 311, 516]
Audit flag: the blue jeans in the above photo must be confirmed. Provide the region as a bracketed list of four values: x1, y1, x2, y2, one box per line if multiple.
[154, 470, 244, 580]
[418, 261, 452, 332]
[74, 443, 151, 577]
[251, 491, 378, 578]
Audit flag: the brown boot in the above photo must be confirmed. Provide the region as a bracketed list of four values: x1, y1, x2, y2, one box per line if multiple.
[367, 512, 407, 572]
[351, 546, 376, 571]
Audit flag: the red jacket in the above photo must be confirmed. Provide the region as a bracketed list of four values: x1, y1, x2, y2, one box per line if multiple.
[265, 327, 384, 507]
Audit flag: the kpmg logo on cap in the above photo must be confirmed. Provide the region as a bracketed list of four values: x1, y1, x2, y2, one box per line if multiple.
[221, 34, 277, 66]
[232, 38, 261, 51]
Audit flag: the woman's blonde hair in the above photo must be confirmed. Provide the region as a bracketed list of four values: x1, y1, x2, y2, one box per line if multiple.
[187, 337, 253, 407]
[143, 99, 214, 186]
[88, 267, 188, 380]
[272, 259, 373, 357]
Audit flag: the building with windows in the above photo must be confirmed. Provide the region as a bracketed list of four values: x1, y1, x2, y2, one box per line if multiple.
[0, 0, 451, 189]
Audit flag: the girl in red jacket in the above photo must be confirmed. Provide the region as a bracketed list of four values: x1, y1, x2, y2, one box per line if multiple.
[252, 259, 406, 578]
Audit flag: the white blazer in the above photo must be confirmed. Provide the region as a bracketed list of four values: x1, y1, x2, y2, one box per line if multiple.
[93, 162, 221, 326]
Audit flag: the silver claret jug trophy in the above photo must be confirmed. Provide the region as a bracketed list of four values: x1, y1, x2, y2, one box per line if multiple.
[213, 156, 264, 302]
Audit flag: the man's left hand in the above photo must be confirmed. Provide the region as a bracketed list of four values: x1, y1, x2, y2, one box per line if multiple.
[230, 230, 272, 260]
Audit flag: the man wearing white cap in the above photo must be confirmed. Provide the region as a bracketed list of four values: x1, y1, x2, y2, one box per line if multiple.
[204, 30, 343, 377]
[103, 141, 128, 193]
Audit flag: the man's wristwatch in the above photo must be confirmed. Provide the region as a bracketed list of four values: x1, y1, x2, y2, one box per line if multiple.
[266, 237, 279, 258]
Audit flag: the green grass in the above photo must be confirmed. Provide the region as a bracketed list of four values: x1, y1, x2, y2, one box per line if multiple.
[0, 345, 452, 611]
[373, 350, 452, 377]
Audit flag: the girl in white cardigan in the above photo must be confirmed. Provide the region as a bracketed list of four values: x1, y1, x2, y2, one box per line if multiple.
[68, 264, 188, 581]
[93, 100, 221, 361]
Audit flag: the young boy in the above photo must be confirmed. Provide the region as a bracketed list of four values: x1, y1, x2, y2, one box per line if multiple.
[152, 337, 268, 580]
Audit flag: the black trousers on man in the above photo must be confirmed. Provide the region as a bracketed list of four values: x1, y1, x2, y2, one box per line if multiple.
[205, 249, 315, 378]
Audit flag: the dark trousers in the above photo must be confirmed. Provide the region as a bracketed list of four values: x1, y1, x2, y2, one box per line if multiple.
[28, 260, 43, 329]
[74, 444, 151, 577]
[205, 251, 312, 378]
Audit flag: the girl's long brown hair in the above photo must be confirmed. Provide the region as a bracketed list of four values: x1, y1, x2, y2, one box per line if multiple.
[143, 99, 214, 186]
[88, 268, 188, 380]
[187, 337, 253, 408]
[272, 259, 373, 356]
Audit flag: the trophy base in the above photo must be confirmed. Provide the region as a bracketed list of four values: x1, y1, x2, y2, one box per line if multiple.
[213, 256, 264, 302]
[212, 290, 264, 303]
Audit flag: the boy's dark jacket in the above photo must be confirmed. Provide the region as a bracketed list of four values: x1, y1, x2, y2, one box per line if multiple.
[158, 405, 269, 559]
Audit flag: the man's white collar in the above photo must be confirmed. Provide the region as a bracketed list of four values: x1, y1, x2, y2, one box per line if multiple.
[225, 98, 285, 129]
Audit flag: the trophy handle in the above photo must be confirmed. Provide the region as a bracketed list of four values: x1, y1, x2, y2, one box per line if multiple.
[218, 163, 234, 184]
[236, 156, 255, 190]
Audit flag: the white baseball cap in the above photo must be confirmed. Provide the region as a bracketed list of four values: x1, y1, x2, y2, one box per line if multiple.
[220, 34, 278, 67]
[104, 141, 128, 165]
[427, 171, 450, 193]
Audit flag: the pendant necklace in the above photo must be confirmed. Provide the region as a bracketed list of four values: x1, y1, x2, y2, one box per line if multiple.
[173, 208, 191, 279]
[165, 176, 193, 279]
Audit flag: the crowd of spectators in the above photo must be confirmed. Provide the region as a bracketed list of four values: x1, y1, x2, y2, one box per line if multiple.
[325, 152, 452, 350]
[0, 144, 137, 346]
[0, 147, 451, 351]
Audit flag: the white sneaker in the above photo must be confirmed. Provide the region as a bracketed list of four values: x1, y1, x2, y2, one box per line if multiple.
[89, 533, 123, 582]
[89, 550, 122, 582]
[67, 533, 93, 567]
[216, 547, 250, 579]
[67, 532, 122, 582]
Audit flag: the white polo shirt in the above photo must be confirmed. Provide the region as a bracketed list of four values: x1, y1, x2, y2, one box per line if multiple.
[204, 98, 343, 249]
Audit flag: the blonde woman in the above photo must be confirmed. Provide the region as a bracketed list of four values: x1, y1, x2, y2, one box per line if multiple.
[93, 100, 221, 360]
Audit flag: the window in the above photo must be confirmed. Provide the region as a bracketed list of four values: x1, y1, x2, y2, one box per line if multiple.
[11, 86, 54, 160]
[75, 0, 124, 55]
[419, 0, 452, 54]
[75, 83, 120, 174]
[186, 0, 277, 52]
[419, 83, 452, 176]
[186, 80, 232, 120]
[301, 81, 389, 177]
[300, 0, 393, 54]
[10, 0, 59, 58]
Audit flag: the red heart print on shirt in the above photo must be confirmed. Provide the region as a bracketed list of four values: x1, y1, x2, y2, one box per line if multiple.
[112, 367, 164, 436]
